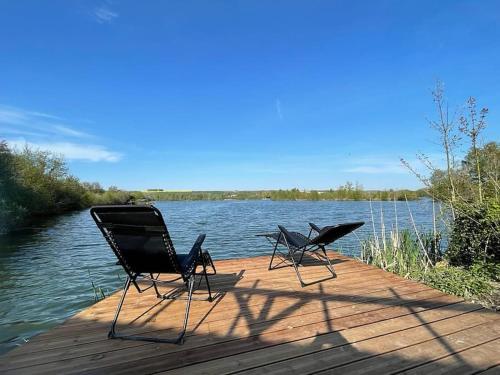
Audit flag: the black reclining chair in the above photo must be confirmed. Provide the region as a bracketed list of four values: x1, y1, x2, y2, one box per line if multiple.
[90, 205, 216, 344]
[258, 222, 364, 287]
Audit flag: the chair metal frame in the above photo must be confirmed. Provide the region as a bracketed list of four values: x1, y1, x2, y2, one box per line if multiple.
[91, 205, 217, 344]
[260, 222, 364, 287]
[266, 230, 335, 287]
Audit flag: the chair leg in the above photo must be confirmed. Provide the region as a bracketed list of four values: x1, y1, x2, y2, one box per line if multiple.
[199, 251, 213, 302]
[203, 252, 217, 275]
[298, 248, 306, 264]
[288, 247, 306, 287]
[280, 236, 307, 287]
[150, 273, 161, 298]
[108, 276, 131, 339]
[179, 275, 195, 344]
[108, 275, 195, 344]
[268, 236, 281, 270]
[320, 246, 336, 277]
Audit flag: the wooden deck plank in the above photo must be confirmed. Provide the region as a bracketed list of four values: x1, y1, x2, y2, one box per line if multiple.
[314, 318, 500, 375]
[0, 281, 434, 369]
[234, 312, 499, 375]
[1, 252, 498, 375]
[160, 301, 486, 375]
[2, 261, 417, 349]
[400, 338, 500, 375]
[476, 365, 500, 374]
[1, 289, 454, 372]
[3, 278, 423, 356]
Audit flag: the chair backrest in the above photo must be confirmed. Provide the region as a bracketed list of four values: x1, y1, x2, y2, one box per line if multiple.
[310, 222, 365, 246]
[90, 205, 181, 277]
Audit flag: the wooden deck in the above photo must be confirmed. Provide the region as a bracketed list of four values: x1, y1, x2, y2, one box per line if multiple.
[1, 252, 499, 374]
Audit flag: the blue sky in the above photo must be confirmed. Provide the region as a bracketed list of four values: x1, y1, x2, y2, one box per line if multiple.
[1, 1, 499, 190]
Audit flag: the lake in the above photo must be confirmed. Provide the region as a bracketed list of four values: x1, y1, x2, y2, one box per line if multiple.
[0, 199, 441, 354]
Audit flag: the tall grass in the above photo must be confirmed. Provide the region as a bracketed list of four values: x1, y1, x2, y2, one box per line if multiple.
[360, 198, 494, 303]
[361, 229, 432, 278]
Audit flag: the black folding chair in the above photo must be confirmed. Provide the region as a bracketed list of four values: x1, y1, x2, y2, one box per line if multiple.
[90, 205, 217, 344]
[258, 222, 364, 287]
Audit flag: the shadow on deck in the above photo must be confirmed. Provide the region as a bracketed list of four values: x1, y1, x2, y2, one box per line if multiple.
[1, 253, 499, 374]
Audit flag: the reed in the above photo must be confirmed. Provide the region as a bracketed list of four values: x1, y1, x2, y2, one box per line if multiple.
[360, 197, 494, 303]
[87, 270, 107, 302]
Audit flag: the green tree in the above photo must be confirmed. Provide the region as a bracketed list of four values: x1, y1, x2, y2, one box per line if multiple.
[459, 97, 488, 203]
[463, 142, 499, 201]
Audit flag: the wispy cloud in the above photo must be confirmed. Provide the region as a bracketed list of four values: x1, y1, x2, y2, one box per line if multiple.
[276, 98, 283, 121]
[93, 5, 119, 24]
[0, 105, 90, 139]
[0, 108, 63, 124]
[342, 154, 445, 175]
[52, 125, 90, 138]
[342, 157, 408, 175]
[7, 139, 122, 162]
[343, 165, 406, 174]
[0, 105, 122, 162]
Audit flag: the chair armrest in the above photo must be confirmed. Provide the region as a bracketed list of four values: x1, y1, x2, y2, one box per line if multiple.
[181, 234, 207, 276]
[309, 222, 322, 233]
[189, 234, 206, 258]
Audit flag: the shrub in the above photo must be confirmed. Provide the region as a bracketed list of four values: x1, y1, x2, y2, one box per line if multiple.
[470, 260, 500, 282]
[0, 201, 27, 234]
[360, 219, 494, 302]
[446, 200, 500, 267]
[0, 141, 144, 233]
[420, 264, 493, 299]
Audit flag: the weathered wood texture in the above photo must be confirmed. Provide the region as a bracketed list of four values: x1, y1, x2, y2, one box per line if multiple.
[1, 253, 499, 374]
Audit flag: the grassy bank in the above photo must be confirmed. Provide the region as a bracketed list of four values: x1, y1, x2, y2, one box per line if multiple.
[360, 223, 499, 308]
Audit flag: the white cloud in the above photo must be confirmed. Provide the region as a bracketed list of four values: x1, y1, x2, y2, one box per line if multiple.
[342, 157, 408, 175]
[0, 108, 28, 125]
[7, 139, 122, 162]
[93, 6, 119, 24]
[0, 105, 123, 163]
[343, 165, 406, 174]
[342, 154, 446, 175]
[52, 125, 90, 138]
[0, 105, 89, 139]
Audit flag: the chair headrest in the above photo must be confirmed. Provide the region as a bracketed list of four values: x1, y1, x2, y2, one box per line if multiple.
[90, 205, 165, 228]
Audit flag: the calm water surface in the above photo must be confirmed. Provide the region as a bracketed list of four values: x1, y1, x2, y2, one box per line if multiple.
[0, 199, 439, 353]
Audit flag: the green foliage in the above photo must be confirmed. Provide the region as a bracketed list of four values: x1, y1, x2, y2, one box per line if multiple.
[429, 142, 500, 203]
[361, 230, 425, 277]
[420, 264, 493, 299]
[0, 141, 144, 234]
[463, 142, 499, 199]
[469, 260, 500, 282]
[0, 142, 27, 232]
[446, 200, 500, 267]
[3, 145, 89, 214]
[361, 228, 494, 301]
[86, 190, 146, 205]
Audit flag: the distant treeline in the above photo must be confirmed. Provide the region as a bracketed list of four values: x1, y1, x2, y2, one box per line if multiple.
[0, 140, 424, 234]
[145, 185, 425, 201]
